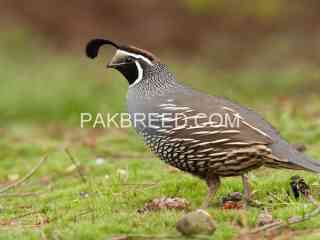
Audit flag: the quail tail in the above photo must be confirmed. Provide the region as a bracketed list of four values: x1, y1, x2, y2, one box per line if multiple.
[272, 139, 320, 173]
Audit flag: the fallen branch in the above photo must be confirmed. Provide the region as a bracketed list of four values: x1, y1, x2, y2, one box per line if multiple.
[267, 192, 289, 206]
[65, 148, 86, 183]
[250, 194, 320, 234]
[0, 155, 48, 194]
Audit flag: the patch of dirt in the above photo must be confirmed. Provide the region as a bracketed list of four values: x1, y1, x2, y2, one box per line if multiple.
[137, 197, 190, 213]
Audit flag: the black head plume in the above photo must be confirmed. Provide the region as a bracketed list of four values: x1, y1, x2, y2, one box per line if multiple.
[86, 38, 120, 59]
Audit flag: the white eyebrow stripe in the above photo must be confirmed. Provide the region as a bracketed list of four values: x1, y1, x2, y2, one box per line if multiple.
[162, 106, 191, 111]
[129, 61, 143, 88]
[118, 50, 153, 65]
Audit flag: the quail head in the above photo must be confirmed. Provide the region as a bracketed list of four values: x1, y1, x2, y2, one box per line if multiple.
[86, 38, 320, 208]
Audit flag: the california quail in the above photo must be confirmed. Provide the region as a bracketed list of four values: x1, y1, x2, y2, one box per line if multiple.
[86, 38, 320, 208]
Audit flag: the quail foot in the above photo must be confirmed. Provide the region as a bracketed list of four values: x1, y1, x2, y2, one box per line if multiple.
[86, 38, 320, 208]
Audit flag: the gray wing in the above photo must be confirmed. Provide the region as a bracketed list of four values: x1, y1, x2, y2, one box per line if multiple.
[155, 86, 320, 172]
[149, 88, 274, 149]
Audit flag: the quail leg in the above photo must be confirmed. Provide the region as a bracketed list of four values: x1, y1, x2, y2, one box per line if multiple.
[201, 175, 221, 209]
[241, 174, 251, 207]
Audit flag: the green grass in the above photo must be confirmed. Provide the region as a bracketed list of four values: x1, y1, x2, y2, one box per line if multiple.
[0, 29, 320, 239]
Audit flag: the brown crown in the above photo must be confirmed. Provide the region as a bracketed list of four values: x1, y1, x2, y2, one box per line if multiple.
[120, 45, 160, 62]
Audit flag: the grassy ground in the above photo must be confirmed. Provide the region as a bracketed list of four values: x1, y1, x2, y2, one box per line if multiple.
[0, 29, 320, 239]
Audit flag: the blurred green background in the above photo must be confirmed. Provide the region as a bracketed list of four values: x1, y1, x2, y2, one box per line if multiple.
[0, 0, 319, 126]
[0, 2, 320, 239]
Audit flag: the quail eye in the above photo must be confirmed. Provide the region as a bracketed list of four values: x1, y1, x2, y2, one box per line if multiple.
[126, 57, 134, 62]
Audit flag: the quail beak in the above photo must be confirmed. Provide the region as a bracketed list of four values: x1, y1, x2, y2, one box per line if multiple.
[107, 52, 126, 69]
[107, 61, 125, 69]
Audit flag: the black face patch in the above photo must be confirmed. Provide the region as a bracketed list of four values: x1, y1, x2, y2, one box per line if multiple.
[114, 61, 138, 85]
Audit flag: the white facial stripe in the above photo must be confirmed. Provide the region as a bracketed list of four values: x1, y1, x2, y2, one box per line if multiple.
[129, 61, 143, 88]
[118, 50, 153, 66]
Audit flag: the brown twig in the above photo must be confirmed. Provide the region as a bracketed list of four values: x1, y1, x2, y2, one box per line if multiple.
[0, 155, 48, 194]
[65, 148, 86, 183]
[267, 192, 289, 206]
[0, 191, 45, 198]
[250, 193, 320, 234]
[10, 210, 42, 221]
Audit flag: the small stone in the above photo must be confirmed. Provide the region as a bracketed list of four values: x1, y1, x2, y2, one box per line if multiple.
[257, 211, 274, 226]
[222, 192, 243, 203]
[176, 209, 216, 236]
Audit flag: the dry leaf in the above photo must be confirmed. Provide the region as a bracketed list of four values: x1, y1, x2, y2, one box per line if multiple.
[138, 197, 190, 213]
